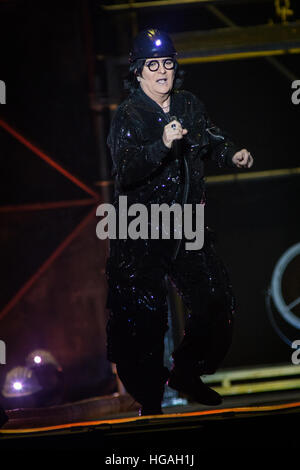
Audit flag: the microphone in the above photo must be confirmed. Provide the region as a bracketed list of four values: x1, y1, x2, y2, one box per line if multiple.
[169, 115, 178, 127]
[169, 115, 182, 158]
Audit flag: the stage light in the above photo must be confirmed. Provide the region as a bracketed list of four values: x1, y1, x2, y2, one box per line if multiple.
[25, 349, 62, 370]
[13, 381, 23, 391]
[1, 351, 64, 408]
[2, 366, 42, 398]
[25, 349, 64, 406]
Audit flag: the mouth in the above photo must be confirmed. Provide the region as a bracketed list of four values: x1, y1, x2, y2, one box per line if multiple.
[156, 78, 168, 85]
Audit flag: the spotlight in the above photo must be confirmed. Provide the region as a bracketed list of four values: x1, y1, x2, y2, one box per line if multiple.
[26, 349, 61, 370]
[2, 366, 42, 398]
[13, 381, 23, 391]
[25, 349, 64, 406]
[34, 355, 41, 364]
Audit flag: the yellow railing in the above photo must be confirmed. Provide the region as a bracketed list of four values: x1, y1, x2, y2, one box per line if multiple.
[203, 363, 300, 395]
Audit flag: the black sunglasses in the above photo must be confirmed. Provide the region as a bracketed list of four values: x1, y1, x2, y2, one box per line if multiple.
[144, 58, 175, 72]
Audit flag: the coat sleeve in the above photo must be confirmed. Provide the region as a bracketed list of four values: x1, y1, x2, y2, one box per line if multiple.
[107, 106, 170, 188]
[187, 93, 240, 168]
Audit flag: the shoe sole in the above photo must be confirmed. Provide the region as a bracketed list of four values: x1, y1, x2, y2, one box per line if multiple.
[167, 379, 223, 406]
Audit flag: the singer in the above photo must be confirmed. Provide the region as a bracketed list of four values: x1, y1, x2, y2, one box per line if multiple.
[104, 29, 254, 416]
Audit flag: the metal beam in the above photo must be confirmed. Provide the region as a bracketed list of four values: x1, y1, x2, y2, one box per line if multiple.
[94, 166, 300, 188]
[178, 48, 300, 64]
[205, 5, 299, 80]
[107, 21, 300, 66]
[203, 364, 300, 396]
[172, 22, 300, 55]
[0, 207, 97, 321]
[101, 0, 274, 11]
[0, 119, 99, 200]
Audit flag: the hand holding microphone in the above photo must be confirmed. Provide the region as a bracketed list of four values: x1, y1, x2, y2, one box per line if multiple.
[162, 117, 188, 149]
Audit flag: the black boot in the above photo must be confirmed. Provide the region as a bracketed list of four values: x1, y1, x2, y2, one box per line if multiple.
[167, 368, 222, 406]
[116, 361, 169, 416]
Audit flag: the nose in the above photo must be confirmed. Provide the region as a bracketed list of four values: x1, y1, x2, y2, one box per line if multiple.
[158, 62, 166, 73]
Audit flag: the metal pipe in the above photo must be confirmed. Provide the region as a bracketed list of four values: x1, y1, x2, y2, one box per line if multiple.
[206, 4, 299, 80]
[101, 0, 272, 11]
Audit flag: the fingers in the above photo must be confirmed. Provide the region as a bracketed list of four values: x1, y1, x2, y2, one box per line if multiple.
[162, 120, 188, 148]
[234, 149, 254, 168]
[247, 154, 254, 168]
[165, 120, 188, 140]
[169, 119, 183, 133]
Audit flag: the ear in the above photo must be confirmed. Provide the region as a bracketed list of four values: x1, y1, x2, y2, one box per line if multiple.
[134, 69, 141, 81]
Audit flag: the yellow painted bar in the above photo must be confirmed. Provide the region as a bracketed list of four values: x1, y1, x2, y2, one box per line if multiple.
[102, 0, 220, 10]
[212, 379, 300, 395]
[203, 364, 300, 395]
[204, 364, 300, 382]
[206, 167, 300, 184]
[178, 48, 300, 64]
[94, 167, 300, 187]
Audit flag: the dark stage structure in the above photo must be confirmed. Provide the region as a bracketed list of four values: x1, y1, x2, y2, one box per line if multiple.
[1, 0, 300, 451]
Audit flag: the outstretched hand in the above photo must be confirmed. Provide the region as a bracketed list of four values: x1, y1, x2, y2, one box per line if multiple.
[232, 149, 254, 168]
[162, 120, 188, 149]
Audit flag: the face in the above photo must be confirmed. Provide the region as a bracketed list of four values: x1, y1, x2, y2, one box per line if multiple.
[137, 56, 175, 99]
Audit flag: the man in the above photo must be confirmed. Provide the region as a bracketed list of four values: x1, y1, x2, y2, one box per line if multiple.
[105, 29, 253, 416]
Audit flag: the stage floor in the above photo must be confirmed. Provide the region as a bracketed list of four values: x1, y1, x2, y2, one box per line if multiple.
[1, 389, 300, 450]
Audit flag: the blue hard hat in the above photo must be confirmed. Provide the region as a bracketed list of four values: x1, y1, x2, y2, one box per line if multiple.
[129, 29, 177, 63]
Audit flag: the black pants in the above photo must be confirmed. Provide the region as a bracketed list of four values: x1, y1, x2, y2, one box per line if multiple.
[105, 227, 235, 408]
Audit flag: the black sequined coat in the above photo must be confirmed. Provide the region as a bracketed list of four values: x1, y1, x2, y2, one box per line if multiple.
[106, 86, 240, 260]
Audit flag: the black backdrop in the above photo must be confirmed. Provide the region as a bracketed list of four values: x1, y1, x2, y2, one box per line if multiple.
[0, 0, 300, 401]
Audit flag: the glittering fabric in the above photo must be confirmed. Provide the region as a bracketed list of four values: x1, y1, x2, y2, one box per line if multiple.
[107, 87, 238, 208]
[104, 86, 238, 404]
